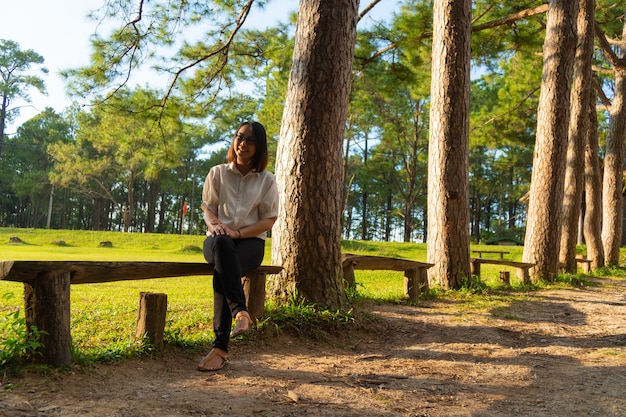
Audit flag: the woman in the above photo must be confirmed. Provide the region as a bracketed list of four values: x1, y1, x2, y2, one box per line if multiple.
[197, 121, 279, 372]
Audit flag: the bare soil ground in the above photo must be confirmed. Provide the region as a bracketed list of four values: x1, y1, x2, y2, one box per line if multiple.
[2, 277, 625, 417]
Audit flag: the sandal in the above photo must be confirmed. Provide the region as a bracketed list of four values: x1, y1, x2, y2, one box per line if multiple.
[231, 310, 252, 337]
[197, 348, 228, 372]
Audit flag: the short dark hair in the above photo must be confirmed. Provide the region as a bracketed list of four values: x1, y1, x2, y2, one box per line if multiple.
[228, 121, 269, 172]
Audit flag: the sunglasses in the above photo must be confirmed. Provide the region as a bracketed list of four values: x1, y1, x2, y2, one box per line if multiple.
[234, 133, 257, 145]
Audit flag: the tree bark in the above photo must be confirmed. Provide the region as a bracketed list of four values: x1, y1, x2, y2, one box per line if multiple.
[601, 12, 626, 266]
[426, 0, 472, 290]
[559, 0, 595, 273]
[271, 0, 358, 309]
[584, 92, 604, 269]
[523, 0, 578, 282]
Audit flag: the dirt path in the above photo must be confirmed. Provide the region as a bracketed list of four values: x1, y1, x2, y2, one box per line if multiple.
[2, 277, 625, 417]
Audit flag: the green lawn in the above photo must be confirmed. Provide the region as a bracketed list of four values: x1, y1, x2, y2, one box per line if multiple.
[0, 227, 579, 363]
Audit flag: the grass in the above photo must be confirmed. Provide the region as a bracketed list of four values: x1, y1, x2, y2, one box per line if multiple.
[0, 227, 614, 369]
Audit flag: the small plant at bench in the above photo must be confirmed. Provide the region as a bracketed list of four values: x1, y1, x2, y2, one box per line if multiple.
[257, 295, 355, 339]
[0, 295, 46, 370]
[460, 275, 489, 295]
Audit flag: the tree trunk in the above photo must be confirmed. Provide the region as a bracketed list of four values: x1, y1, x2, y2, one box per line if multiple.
[360, 133, 369, 241]
[523, 0, 578, 282]
[93, 197, 103, 231]
[124, 169, 136, 233]
[0, 93, 7, 158]
[158, 193, 167, 233]
[559, 0, 595, 273]
[24, 270, 72, 367]
[507, 167, 517, 230]
[583, 94, 604, 269]
[361, 191, 368, 240]
[271, 0, 358, 309]
[426, 0, 472, 290]
[385, 193, 392, 241]
[472, 187, 482, 243]
[601, 15, 626, 266]
[145, 179, 160, 233]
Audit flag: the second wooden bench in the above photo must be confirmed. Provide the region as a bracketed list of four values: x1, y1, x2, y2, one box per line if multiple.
[342, 254, 434, 300]
[470, 258, 535, 284]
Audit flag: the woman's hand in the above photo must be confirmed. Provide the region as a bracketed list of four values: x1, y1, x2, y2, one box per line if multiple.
[203, 210, 234, 237]
[209, 219, 239, 238]
[209, 219, 233, 237]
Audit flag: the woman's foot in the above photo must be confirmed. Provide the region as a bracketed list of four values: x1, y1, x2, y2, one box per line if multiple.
[197, 348, 228, 371]
[231, 310, 252, 337]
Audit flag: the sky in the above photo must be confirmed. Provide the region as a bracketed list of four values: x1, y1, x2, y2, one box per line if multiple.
[1, 0, 400, 135]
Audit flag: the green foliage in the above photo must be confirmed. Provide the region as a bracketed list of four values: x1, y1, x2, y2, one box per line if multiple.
[258, 296, 355, 340]
[460, 274, 490, 295]
[0, 293, 45, 370]
[0, 39, 48, 131]
[589, 266, 626, 278]
[553, 273, 591, 288]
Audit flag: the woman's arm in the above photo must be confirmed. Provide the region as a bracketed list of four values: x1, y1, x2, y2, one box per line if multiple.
[238, 217, 277, 239]
[204, 207, 275, 239]
[202, 208, 228, 236]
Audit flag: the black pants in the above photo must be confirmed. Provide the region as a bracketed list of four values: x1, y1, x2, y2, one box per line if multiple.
[203, 235, 265, 351]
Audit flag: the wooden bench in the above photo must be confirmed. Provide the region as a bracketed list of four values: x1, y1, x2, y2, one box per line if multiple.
[0, 261, 282, 367]
[470, 258, 535, 284]
[342, 254, 434, 300]
[471, 249, 510, 259]
[559, 257, 593, 274]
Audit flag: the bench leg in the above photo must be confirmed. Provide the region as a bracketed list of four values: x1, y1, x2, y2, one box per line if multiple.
[582, 262, 591, 274]
[404, 268, 429, 301]
[342, 262, 356, 289]
[242, 271, 266, 322]
[135, 292, 167, 349]
[470, 260, 481, 278]
[24, 270, 72, 367]
[517, 268, 530, 285]
[499, 271, 510, 286]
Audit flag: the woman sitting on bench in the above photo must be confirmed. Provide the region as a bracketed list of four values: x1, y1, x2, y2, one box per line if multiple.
[197, 121, 279, 372]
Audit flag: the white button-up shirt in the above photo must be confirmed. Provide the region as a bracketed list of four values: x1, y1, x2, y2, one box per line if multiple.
[202, 163, 279, 239]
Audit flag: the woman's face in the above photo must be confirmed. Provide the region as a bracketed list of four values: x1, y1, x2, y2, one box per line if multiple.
[234, 124, 257, 164]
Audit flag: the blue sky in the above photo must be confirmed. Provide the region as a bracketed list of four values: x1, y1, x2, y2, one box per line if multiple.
[1, 1, 399, 134]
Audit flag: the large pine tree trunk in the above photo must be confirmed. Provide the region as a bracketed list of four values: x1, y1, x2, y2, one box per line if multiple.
[523, 0, 578, 282]
[559, 0, 595, 273]
[426, 0, 472, 290]
[271, 0, 358, 309]
[601, 15, 626, 266]
[584, 92, 604, 269]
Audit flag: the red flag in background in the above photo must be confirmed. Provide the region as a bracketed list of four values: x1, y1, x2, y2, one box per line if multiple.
[182, 201, 188, 216]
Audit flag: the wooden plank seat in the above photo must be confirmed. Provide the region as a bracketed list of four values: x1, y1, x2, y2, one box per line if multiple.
[0, 260, 282, 367]
[471, 249, 510, 259]
[342, 254, 434, 300]
[470, 258, 535, 284]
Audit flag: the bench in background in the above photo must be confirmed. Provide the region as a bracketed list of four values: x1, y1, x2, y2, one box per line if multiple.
[575, 257, 592, 273]
[342, 254, 434, 300]
[471, 249, 510, 259]
[559, 257, 593, 274]
[0, 261, 281, 367]
[470, 258, 535, 284]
